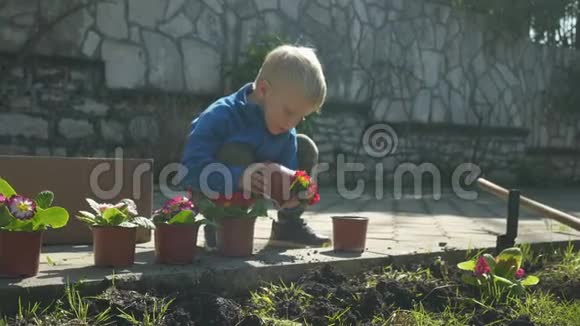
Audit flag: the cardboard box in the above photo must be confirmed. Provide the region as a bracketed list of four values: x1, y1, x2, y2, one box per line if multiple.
[0, 155, 153, 245]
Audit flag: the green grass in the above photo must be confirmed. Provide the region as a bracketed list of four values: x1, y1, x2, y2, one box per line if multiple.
[373, 304, 474, 326]
[250, 317, 302, 326]
[249, 280, 312, 322]
[550, 242, 580, 278]
[365, 265, 437, 288]
[117, 297, 174, 326]
[508, 291, 580, 326]
[535, 242, 580, 283]
[324, 306, 352, 326]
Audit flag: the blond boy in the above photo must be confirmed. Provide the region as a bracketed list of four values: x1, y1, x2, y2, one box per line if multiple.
[181, 45, 330, 249]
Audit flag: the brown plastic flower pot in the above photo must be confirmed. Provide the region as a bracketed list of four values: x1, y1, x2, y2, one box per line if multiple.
[154, 224, 200, 265]
[0, 230, 43, 278]
[332, 216, 369, 253]
[216, 217, 256, 257]
[92, 226, 136, 268]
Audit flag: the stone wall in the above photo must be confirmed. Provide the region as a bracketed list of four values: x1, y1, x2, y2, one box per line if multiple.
[0, 53, 211, 179]
[1, 0, 580, 185]
[309, 110, 529, 186]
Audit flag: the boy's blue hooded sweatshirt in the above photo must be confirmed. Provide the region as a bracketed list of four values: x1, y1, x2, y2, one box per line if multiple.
[180, 83, 298, 194]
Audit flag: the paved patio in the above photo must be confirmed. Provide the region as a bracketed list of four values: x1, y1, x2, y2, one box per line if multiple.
[1, 186, 579, 310]
[154, 186, 580, 253]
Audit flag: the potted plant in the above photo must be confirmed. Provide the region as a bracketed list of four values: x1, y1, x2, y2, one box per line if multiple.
[197, 192, 269, 257]
[0, 177, 69, 278]
[76, 198, 155, 268]
[151, 196, 210, 265]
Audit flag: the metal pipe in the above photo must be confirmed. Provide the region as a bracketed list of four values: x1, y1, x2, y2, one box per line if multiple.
[477, 178, 580, 232]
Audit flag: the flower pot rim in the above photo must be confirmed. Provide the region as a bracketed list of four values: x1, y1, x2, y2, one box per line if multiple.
[155, 223, 199, 228]
[216, 216, 258, 220]
[331, 216, 369, 221]
[0, 229, 43, 234]
[90, 225, 138, 229]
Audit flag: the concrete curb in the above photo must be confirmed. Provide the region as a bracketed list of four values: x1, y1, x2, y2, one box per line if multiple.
[1, 239, 578, 316]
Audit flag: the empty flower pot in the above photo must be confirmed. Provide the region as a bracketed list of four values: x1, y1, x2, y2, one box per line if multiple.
[154, 224, 200, 265]
[216, 217, 256, 257]
[92, 226, 136, 268]
[0, 230, 43, 278]
[332, 216, 369, 253]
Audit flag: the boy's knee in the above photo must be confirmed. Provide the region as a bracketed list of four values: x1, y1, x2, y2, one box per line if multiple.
[215, 142, 256, 166]
[297, 134, 318, 174]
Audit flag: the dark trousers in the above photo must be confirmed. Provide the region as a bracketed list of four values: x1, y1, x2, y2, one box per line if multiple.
[199, 134, 319, 245]
[214, 134, 319, 177]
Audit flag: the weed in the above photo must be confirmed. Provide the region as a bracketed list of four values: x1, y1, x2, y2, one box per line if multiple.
[537, 242, 580, 284]
[366, 265, 436, 288]
[16, 297, 42, 321]
[117, 297, 174, 326]
[54, 282, 113, 325]
[381, 303, 474, 326]
[249, 280, 312, 321]
[508, 291, 580, 326]
[325, 306, 351, 326]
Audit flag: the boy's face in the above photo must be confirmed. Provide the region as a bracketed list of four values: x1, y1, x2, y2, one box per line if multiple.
[254, 79, 318, 135]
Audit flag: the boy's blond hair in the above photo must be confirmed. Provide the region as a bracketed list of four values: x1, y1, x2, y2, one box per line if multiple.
[255, 44, 327, 111]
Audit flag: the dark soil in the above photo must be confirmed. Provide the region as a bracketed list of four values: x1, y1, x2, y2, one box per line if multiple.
[242, 264, 458, 325]
[2, 249, 578, 326]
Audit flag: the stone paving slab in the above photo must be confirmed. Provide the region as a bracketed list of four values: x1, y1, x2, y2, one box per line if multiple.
[1, 186, 579, 312]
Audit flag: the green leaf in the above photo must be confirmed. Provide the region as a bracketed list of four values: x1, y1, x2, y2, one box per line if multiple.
[76, 210, 97, 225]
[0, 177, 16, 197]
[46, 256, 56, 266]
[76, 215, 97, 226]
[102, 207, 126, 226]
[461, 274, 480, 286]
[119, 199, 138, 216]
[495, 247, 523, 278]
[520, 275, 539, 286]
[458, 260, 476, 271]
[35, 191, 54, 209]
[86, 198, 102, 215]
[77, 210, 96, 219]
[118, 221, 137, 228]
[132, 216, 156, 230]
[491, 274, 516, 288]
[34, 207, 69, 230]
[168, 210, 195, 225]
[196, 198, 216, 212]
[0, 206, 12, 227]
[3, 218, 34, 232]
[248, 199, 269, 218]
[482, 253, 497, 270]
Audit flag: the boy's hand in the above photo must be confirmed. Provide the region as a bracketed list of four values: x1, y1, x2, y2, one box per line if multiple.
[239, 163, 269, 195]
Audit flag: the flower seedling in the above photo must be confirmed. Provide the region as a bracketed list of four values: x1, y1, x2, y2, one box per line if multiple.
[151, 196, 209, 226]
[289, 170, 320, 206]
[76, 198, 155, 229]
[196, 192, 269, 222]
[457, 247, 540, 299]
[0, 177, 69, 232]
